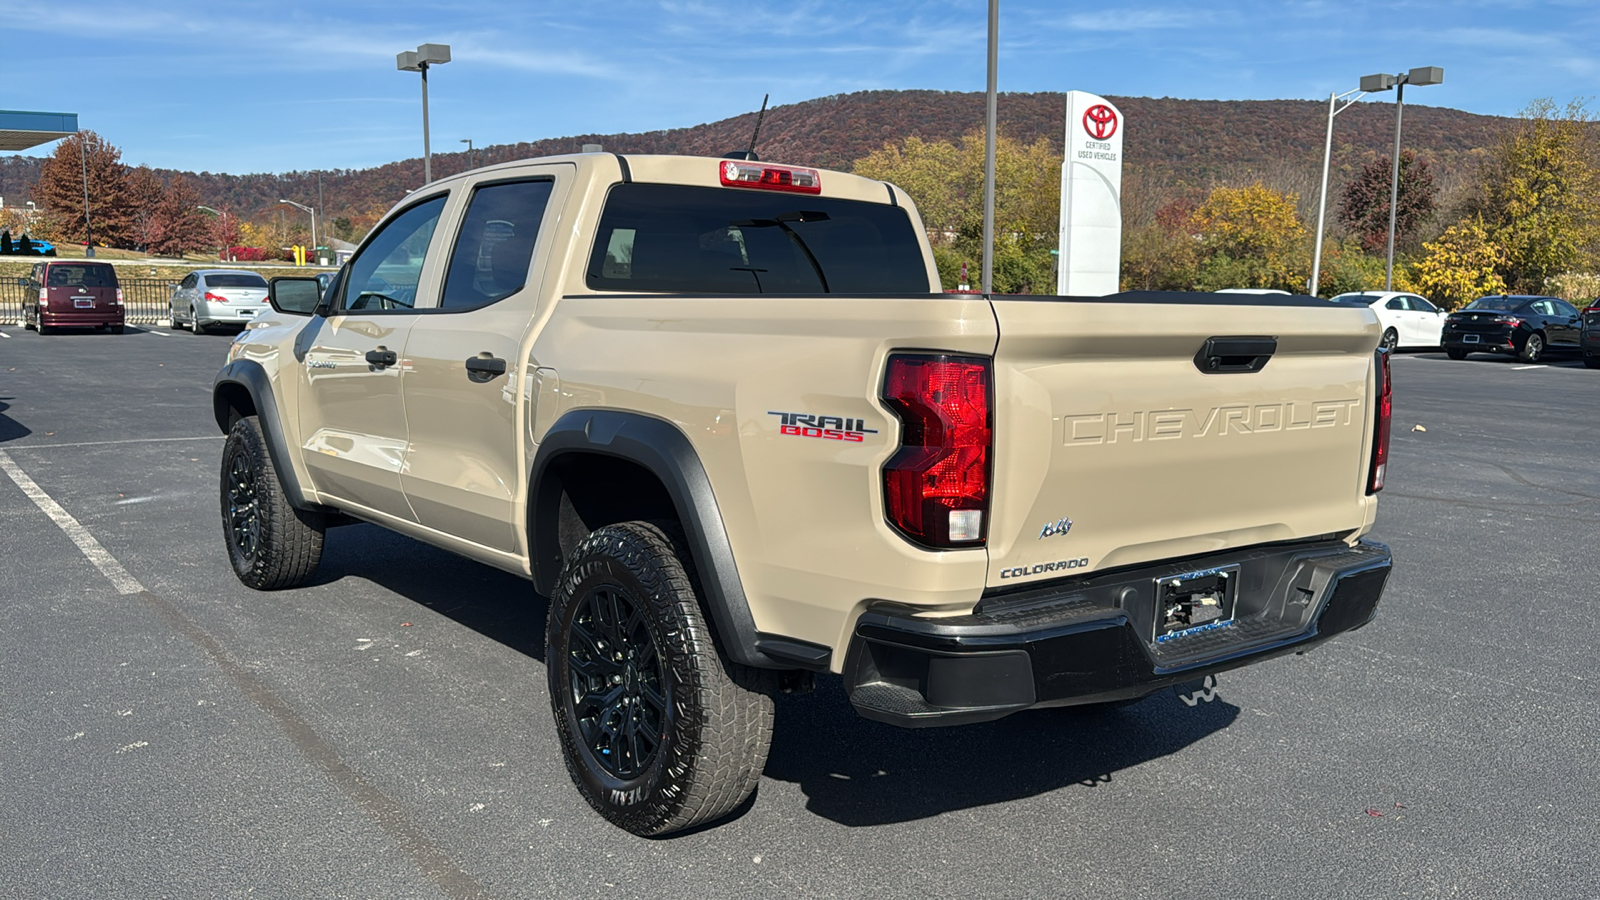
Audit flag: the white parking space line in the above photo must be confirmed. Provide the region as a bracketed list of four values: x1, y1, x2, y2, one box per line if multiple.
[0, 450, 147, 595]
[1511, 364, 1543, 370]
[9, 435, 222, 450]
[0, 330, 10, 338]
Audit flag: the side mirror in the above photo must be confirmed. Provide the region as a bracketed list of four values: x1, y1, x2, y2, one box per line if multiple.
[268, 277, 324, 316]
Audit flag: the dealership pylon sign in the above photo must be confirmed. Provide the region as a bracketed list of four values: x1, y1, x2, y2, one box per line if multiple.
[1056, 91, 1123, 296]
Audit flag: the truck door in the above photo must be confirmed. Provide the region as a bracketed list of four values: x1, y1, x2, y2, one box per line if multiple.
[297, 193, 450, 520]
[399, 169, 567, 552]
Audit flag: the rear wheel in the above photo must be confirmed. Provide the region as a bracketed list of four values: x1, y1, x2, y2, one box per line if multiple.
[109, 325, 124, 335]
[1380, 328, 1399, 352]
[1446, 348, 1469, 360]
[191, 306, 206, 335]
[547, 521, 775, 837]
[220, 416, 324, 589]
[1585, 354, 1600, 370]
[1520, 332, 1545, 362]
[36, 317, 52, 335]
[23, 311, 35, 331]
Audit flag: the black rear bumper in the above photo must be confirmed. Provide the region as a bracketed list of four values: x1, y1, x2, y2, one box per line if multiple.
[843, 539, 1391, 727]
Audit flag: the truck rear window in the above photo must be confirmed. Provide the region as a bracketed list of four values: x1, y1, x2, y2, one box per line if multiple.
[585, 183, 930, 294]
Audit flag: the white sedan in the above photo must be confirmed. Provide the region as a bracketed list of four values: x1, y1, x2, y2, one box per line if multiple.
[1329, 291, 1446, 350]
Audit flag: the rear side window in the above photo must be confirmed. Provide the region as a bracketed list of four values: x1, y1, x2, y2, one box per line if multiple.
[585, 183, 930, 294]
[205, 273, 268, 289]
[47, 265, 117, 288]
[441, 179, 554, 309]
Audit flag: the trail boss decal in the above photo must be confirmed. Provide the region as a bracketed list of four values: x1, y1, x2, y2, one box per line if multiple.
[768, 411, 878, 442]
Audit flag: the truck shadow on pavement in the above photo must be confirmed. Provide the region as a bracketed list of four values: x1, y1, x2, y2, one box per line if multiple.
[763, 678, 1239, 827]
[315, 523, 548, 662]
[0, 397, 32, 443]
[312, 523, 1237, 829]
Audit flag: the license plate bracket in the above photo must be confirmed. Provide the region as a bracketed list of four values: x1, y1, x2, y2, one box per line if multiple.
[1154, 566, 1238, 641]
[1463, 334, 1480, 344]
[74, 298, 94, 308]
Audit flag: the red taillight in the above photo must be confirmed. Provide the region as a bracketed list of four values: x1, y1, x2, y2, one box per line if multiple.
[719, 160, 822, 194]
[1493, 315, 1520, 326]
[882, 354, 992, 548]
[1368, 349, 1392, 494]
[115, 288, 124, 306]
[204, 291, 229, 303]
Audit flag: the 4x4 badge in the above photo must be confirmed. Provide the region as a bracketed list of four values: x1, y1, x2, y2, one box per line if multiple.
[1038, 517, 1073, 539]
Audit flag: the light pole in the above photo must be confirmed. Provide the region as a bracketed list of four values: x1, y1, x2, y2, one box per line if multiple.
[197, 205, 227, 260]
[1309, 86, 1369, 296]
[397, 43, 452, 185]
[1360, 66, 1444, 290]
[78, 131, 94, 258]
[278, 199, 316, 263]
[981, 0, 997, 296]
[461, 138, 475, 172]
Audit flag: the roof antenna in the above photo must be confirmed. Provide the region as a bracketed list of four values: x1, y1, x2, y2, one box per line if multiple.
[723, 94, 769, 161]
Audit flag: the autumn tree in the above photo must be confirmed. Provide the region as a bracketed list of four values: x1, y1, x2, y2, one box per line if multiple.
[1189, 182, 1308, 292]
[147, 175, 209, 257]
[1338, 150, 1436, 253]
[1410, 215, 1508, 309]
[1476, 98, 1600, 292]
[125, 166, 167, 251]
[33, 130, 134, 248]
[1121, 197, 1199, 290]
[854, 129, 1060, 293]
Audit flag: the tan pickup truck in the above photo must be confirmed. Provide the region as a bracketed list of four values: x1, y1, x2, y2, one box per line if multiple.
[212, 153, 1393, 836]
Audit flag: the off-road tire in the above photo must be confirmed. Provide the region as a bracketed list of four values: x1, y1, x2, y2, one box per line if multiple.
[1446, 348, 1469, 360]
[547, 521, 775, 837]
[220, 416, 324, 589]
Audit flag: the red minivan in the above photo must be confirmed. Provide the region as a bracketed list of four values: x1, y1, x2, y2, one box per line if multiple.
[23, 261, 125, 334]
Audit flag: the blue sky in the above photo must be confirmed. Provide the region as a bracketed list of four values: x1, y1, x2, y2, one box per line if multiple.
[5, 1, 1596, 175]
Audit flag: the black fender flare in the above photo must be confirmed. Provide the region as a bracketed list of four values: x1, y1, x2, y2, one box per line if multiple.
[212, 360, 316, 512]
[530, 409, 828, 671]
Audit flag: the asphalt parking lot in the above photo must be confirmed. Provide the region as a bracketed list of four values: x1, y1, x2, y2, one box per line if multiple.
[2, 324, 1597, 899]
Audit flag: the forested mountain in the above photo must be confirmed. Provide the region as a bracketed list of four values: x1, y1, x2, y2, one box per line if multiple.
[2, 90, 1511, 231]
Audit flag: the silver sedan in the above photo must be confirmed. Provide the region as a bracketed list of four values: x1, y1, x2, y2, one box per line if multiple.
[168, 269, 270, 334]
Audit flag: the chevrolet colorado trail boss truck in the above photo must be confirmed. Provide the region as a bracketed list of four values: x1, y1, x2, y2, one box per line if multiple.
[212, 153, 1394, 836]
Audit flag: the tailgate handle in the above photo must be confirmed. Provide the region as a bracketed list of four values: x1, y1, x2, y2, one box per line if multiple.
[1195, 337, 1276, 374]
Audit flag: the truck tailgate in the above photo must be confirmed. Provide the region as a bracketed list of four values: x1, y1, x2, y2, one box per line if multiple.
[986, 295, 1380, 589]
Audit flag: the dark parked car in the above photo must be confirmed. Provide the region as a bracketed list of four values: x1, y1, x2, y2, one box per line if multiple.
[1442, 295, 1582, 362]
[1581, 301, 1600, 369]
[21, 261, 125, 334]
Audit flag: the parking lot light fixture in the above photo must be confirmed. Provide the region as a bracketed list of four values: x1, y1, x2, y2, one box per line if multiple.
[197, 205, 227, 260]
[278, 199, 317, 262]
[1361, 67, 1445, 291]
[397, 43, 451, 185]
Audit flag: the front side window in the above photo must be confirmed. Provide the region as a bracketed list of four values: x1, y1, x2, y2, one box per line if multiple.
[585, 183, 930, 294]
[440, 180, 554, 309]
[340, 195, 447, 312]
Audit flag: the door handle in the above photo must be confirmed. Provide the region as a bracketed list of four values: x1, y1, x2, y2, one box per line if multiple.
[365, 348, 398, 367]
[464, 355, 507, 379]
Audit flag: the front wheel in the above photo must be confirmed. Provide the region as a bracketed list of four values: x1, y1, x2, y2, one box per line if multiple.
[547, 521, 775, 837]
[220, 416, 324, 589]
[1520, 332, 1545, 363]
[1446, 348, 1469, 360]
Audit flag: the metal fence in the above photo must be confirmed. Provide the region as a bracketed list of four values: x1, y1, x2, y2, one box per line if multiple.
[0, 278, 177, 325]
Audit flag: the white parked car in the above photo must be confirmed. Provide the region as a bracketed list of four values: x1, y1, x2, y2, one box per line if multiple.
[169, 270, 271, 334]
[1329, 291, 1446, 350]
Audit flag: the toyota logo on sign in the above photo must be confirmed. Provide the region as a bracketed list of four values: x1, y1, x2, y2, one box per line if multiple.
[1083, 104, 1118, 140]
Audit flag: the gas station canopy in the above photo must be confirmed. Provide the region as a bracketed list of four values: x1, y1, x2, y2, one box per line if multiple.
[0, 110, 78, 151]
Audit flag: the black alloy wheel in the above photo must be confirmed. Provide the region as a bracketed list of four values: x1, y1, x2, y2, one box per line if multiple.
[1520, 332, 1545, 363]
[1380, 328, 1399, 352]
[226, 451, 262, 564]
[219, 416, 325, 589]
[566, 585, 669, 779]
